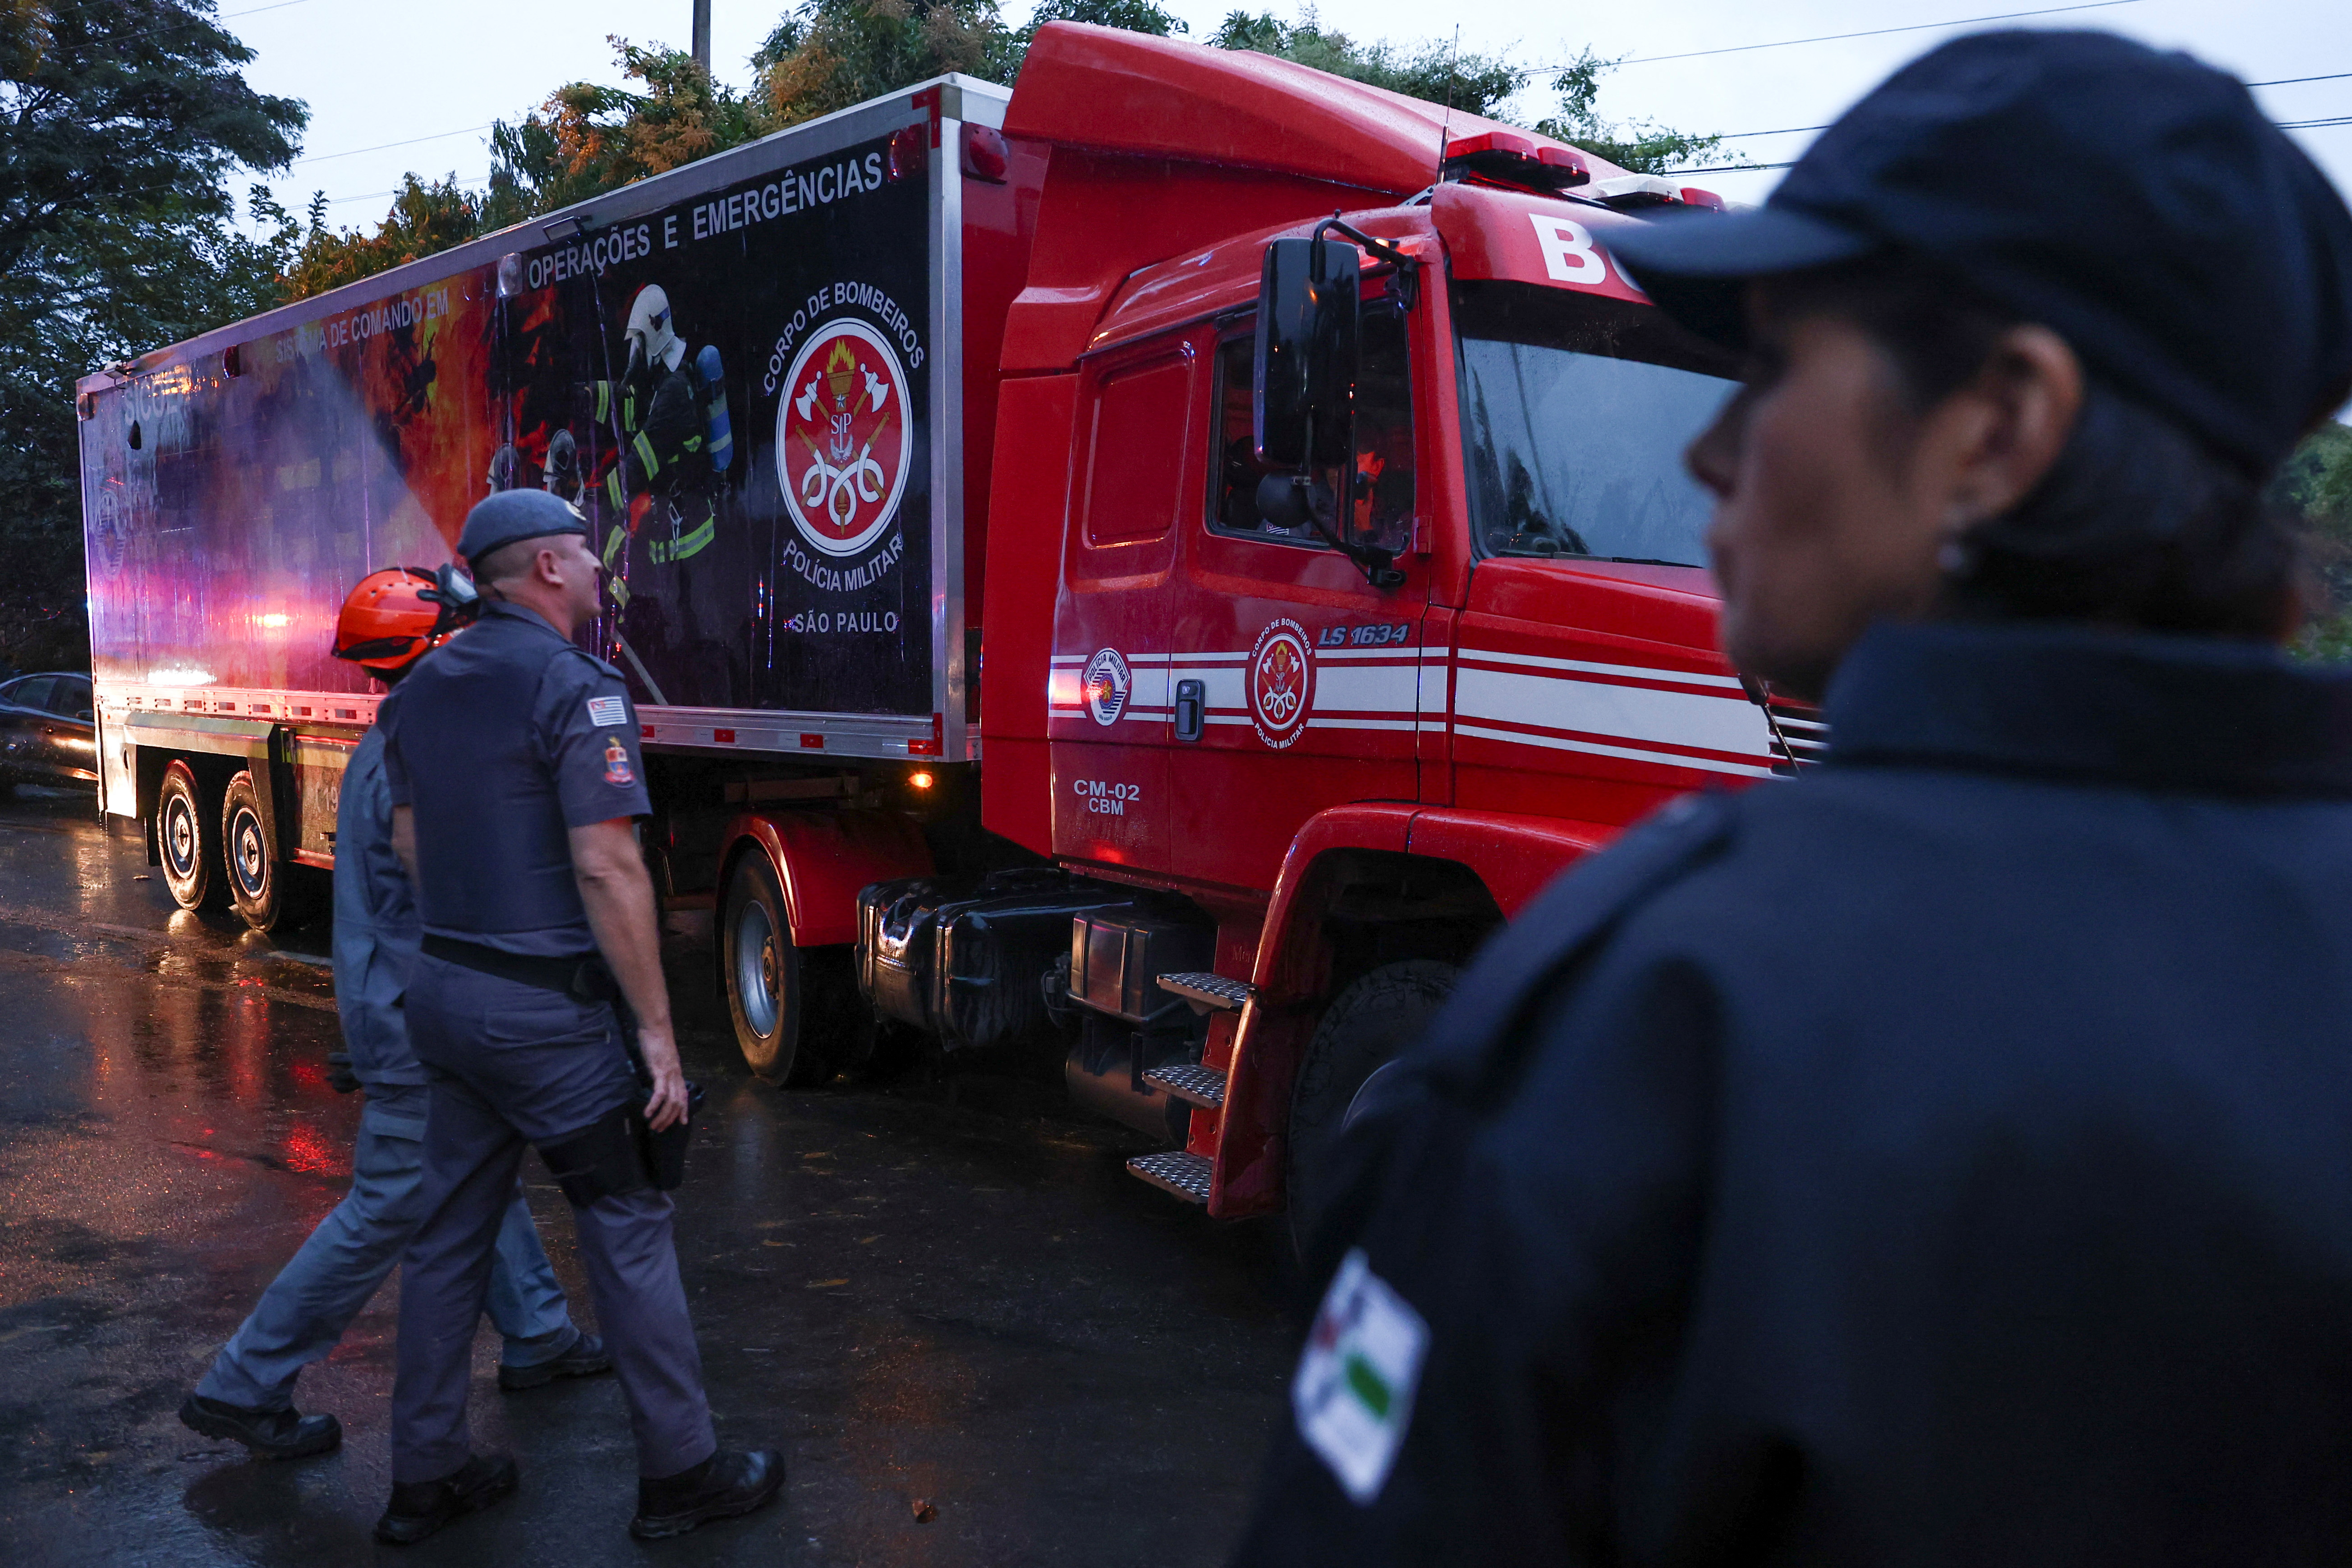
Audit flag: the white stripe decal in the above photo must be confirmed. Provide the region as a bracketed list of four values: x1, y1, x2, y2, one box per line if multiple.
[1311, 662, 1419, 715]
[1305, 717, 1419, 732]
[1170, 667, 1249, 708]
[1456, 667, 1771, 760]
[1458, 723, 1776, 779]
[1456, 648, 1744, 690]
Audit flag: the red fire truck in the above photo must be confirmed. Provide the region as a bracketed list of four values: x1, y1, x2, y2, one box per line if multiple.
[77, 24, 1807, 1230]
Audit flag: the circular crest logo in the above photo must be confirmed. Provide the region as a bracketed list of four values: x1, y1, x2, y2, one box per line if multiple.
[776, 317, 914, 559]
[1084, 647, 1131, 727]
[92, 489, 130, 575]
[1249, 618, 1314, 749]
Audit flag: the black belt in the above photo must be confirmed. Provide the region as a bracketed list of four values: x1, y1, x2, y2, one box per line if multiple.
[421, 935, 618, 1004]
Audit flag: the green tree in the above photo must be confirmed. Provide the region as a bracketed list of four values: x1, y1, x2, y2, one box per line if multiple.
[1207, 10, 1521, 119]
[0, 0, 305, 671]
[2279, 420, 2352, 660]
[281, 177, 492, 300]
[753, 0, 1005, 132]
[487, 38, 758, 224]
[1533, 48, 1736, 176]
[1202, 14, 1729, 176]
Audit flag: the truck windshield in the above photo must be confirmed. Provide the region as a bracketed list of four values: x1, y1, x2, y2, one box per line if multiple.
[1455, 280, 1737, 568]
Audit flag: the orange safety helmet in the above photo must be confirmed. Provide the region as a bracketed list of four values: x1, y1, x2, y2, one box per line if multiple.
[331, 566, 479, 675]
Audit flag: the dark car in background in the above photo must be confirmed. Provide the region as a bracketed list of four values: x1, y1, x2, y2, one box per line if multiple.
[0, 673, 96, 793]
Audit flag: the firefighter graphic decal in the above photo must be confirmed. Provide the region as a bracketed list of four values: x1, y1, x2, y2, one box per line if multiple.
[776, 318, 914, 559]
[1249, 617, 1314, 749]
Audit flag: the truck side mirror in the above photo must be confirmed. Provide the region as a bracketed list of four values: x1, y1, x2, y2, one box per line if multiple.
[1252, 236, 1361, 471]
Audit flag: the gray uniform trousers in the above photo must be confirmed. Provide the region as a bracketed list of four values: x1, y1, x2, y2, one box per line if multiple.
[197, 1082, 574, 1412]
[392, 952, 716, 1484]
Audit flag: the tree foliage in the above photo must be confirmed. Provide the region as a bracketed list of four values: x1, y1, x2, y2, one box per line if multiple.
[487, 38, 759, 222]
[0, 0, 304, 671]
[1207, 10, 1521, 120]
[754, 0, 1006, 132]
[285, 2, 1726, 303]
[1533, 48, 1736, 176]
[2279, 421, 2352, 660]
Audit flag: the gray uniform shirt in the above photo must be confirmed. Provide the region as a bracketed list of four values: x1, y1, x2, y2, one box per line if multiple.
[331, 725, 427, 1088]
[381, 600, 651, 956]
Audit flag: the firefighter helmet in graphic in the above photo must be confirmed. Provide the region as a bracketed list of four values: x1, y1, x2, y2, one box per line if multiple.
[331, 566, 481, 675]
[542, 428, 583, 503]
[625, 284, 686, 372]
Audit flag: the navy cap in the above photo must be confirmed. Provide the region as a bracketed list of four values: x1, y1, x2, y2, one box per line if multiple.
[455, 487, 588, 566]
[1605, 30, 2352, 476]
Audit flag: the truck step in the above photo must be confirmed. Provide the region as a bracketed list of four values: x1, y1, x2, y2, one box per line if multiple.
[1158, 971, 1254, 1012]
[1143, 1062, 1228, 1110]
[1126, 1150, 1213, 1205]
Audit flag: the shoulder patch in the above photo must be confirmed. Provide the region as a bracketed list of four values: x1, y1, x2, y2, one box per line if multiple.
[602, 736, 636, 786]
[587, 694, 628, 727]
[1293, 1248, 1429, 1505]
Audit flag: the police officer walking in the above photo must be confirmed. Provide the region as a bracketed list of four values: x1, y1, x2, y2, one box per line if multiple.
[179, 568, 607, 1461]
[1235, 31, 2352, 1566]
[374, 489, 780, 1544]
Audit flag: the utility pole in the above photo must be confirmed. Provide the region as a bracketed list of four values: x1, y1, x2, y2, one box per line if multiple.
[693, 0, 712, 76]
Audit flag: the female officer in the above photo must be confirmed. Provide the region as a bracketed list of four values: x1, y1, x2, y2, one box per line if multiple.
[1233, 29, 2352, 1567]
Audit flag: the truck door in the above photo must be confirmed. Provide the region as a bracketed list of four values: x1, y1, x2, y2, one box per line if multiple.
[1047, 336, 1196, 874]
[1160, 299, 1431, 894]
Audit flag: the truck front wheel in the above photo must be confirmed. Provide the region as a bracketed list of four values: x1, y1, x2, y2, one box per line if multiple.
[1286, 958, 1461, 1253]
[156, 760, 221, 910]
[722, 853, 830, 1086]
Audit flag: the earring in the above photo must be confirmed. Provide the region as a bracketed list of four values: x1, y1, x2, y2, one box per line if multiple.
[1937, 536, 1975, 576]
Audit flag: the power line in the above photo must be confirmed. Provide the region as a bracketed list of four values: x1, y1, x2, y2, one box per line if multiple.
[1539, 0, 2145, 73]
[94, 0, 316, 48]
[292, 124, 496, 168]
[320, 175, 492, 207]
[1712, 72, 2347, 140]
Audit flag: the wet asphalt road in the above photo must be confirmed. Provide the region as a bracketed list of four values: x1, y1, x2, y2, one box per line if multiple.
[0, 788, 1299, 1566]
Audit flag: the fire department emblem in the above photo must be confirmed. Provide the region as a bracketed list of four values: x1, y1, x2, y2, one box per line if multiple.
[776, 317, 913, 559]
[1084, 647, 1131, 727]
[1249, 617, 1314, 749]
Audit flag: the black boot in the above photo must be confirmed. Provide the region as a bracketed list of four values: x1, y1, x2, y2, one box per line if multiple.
[498, 1329, 614, 1391]
[629, 1449, 786, 1540]
[375, 1453, 519, 1545]
[178, 1393, 341, 1460]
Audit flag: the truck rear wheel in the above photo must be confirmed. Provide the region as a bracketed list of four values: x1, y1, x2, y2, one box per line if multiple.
[156, 760, 221, 910]
[1286, 958, 1460, 1254]
[722, 853, 831, 1086]
[222, 771, 283, 931]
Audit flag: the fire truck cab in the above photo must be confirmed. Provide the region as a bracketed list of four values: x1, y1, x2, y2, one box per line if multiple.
[832, 26, 1807, 1227]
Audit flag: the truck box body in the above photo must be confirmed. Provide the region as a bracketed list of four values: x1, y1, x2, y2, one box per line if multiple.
[79, 77, 1022, 842]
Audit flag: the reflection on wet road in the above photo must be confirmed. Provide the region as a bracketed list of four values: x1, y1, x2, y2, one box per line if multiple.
[0, 790, 1296, 1564]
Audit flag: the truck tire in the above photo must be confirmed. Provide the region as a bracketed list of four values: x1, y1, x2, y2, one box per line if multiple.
[156, 760, 222, 910]
[221, 771, 283, 931]
[1286, 958, 1460, 1253]
[722, 853, 831, 1086]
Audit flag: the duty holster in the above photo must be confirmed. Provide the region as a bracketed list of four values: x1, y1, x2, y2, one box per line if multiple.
[537, 1079, 706, 1207]
[422, 935, 704, 1206]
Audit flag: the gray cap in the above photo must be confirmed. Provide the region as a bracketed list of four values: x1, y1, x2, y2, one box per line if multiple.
[456, 487, 588, 566]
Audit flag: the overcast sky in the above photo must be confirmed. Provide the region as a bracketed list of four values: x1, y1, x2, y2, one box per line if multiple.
[229, 0, 2348, 221]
